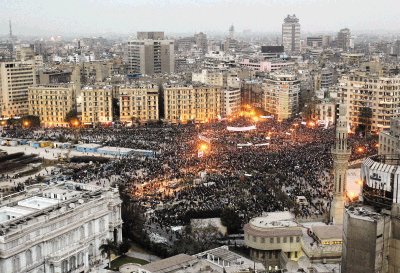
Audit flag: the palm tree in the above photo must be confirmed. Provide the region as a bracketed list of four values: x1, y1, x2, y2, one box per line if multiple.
[99, 239, 118, 269]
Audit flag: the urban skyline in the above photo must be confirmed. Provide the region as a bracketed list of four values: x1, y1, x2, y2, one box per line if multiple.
[1, 0, 400, 36]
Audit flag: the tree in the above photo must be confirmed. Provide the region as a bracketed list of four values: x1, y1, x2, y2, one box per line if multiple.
[21, 115, 40, 128]
[64, 109, 79, 126]
[99, 239, 118, 269]
[117, 241, 131, 256]
[220, 207, 242, 234]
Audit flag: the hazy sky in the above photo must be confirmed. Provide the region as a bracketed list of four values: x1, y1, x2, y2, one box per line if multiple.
[1, 0, 399, 36]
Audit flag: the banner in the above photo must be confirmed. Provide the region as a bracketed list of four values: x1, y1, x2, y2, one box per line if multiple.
[227, 125, 256, 132]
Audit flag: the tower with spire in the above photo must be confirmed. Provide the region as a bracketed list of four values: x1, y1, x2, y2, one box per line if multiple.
[9, 19, 12, 39]
[330, 104, 351, 225]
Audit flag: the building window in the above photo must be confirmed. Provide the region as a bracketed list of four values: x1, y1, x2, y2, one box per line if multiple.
[270, 237, 274, 244]
[25, 249, 33, 265]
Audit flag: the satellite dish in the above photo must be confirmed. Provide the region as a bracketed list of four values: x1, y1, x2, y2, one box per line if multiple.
[286, 261, 299, 272]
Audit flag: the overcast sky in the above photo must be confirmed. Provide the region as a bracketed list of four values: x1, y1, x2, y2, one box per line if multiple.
[0, 0, 399, 36]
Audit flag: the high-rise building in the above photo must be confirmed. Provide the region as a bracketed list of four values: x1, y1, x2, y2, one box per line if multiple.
[81, 85, 113, 125]
[163, 85, 221, 123]
[126, 32, 174, 76]
[119, 84, 159, 123]
[0, 61, 36, 117]
[282, 15, 301, 54]
[337, 28, 351, 51]
[263, 72, 300, 120]
[330, 104, 351, 225]
[194, 32, 208, 53]
[28, 84, 77, 127]
[339, 73, 400, 132]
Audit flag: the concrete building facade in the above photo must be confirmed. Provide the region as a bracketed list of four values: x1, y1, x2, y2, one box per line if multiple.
[0, 182, 122, 273]
[163, 85, 221, 123]
[244, 212, 303, 271]
[221, 88, 241, 117]
[0, 61, 36, 117]
[81, 86, 113, 125]
[263, 72, 300, 120]
[127, 32, 174, 75]
[282, 15, 301, 54]
[28, 84, 77, 127]
[119, 85, 159, 123]
[339, 73, 400, 132]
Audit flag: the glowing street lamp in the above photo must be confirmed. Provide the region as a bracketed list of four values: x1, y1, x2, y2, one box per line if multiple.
[357, 147, 365, 153]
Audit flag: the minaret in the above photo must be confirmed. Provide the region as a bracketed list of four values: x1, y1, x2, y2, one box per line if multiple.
[330, 104, 351, 225]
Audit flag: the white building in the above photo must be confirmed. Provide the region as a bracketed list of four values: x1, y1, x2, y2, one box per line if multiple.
[0, 182, 123, 273]
[221, 89, 241, 117]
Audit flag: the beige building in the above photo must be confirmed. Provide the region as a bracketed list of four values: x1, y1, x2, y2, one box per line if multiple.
[263, 72, 300, 120]
[221, 88, 241, 117]
[314, 100, 337, 126]
[119, 85, 159, 124]
[82, 86, 113, 125]
[0, 61, 36, 117]
[127, 32, 174, 75]
[28, 84, 77, 127]
[163, 85, 221, 123]
[244, 212, 303, 271]
[192, 70, 224, 87]
[339, 73, 400, 132]
[379, 118, 400, 156]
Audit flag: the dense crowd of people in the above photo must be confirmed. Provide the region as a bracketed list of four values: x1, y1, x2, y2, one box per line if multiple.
[1, 117, 378, 239]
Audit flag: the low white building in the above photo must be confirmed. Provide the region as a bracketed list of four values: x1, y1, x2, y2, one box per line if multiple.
[0, 182, 123, 273]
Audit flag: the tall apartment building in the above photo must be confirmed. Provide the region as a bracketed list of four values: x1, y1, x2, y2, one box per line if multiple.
[263, 72, 300, 120]
[282, 15, 301, 54]
[339, 73, 400, 132]
[28, 84, 77, 127]
[194, 32, 208, 53]
[119, 85, 159, 123]
[0, 61, 36, 117]
[337, 28, 351, 51]
[221, 88, 241, 117]
[0, 182, 122, 273]
[81, 86, 113, 124]
[126, 32, 174, 76]
[163, 85, 221, 123]
[314, 68, 333, 91]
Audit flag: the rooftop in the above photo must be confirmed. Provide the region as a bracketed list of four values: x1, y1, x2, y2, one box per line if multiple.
[312, 225, 343, 241]
[249, 211, 298, 229]
[140, 254, 197, 273]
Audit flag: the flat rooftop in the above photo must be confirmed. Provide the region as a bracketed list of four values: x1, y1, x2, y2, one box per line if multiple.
[140, 254, 197, 273]
[249, 211, 298, 228]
